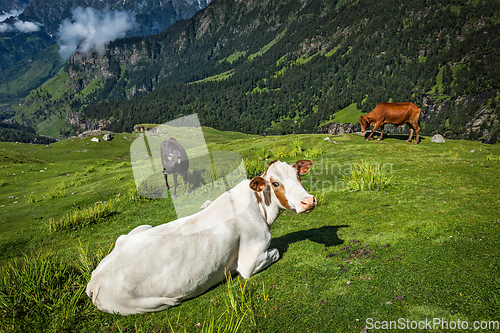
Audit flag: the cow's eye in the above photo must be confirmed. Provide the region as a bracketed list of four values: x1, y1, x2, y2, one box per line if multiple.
[272, 181, 280, 188]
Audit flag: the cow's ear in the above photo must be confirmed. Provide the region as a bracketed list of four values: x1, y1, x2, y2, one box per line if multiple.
[249, 177, 267, 192]
[293, 159, 313, 175]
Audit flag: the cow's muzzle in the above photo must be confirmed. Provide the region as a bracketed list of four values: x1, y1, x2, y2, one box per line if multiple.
[299, 196, 316, 213]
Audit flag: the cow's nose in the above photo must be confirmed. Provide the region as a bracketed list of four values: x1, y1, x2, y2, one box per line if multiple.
[300, 196, 316, 210]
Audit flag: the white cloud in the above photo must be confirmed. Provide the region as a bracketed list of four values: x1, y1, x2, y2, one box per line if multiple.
[0, 9, 41, 33]
[13, 20, 41, 32]
[0, 23, 11, 33]
[57, 7, 137, 60]
[0, 9, 23, 23]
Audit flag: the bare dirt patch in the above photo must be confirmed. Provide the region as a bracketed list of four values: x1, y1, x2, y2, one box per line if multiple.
[325, 239, 385, 261]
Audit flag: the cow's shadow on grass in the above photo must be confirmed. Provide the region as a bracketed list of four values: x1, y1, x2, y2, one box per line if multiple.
[364, 131, 425, 142]
[271, 225, 349, 258]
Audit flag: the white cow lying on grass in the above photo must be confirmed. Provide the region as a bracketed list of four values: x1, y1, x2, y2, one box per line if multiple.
[86, 159, 316, 315]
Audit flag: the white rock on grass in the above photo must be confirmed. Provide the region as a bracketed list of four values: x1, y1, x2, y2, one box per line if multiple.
[431, 134, 445, 143]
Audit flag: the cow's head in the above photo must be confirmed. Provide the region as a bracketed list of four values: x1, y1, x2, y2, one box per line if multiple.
[162, 152, 182, 174]
[359, 115, 368, 133]
[249, 159, 316, 214]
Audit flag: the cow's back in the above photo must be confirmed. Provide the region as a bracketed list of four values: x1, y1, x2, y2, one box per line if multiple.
[373, 102, 420, 124]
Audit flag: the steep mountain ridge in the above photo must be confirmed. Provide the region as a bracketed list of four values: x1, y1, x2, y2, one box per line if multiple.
[14, 0, 500, 140]
[0, 0, 30, 12]
[19, 0, 211, 37]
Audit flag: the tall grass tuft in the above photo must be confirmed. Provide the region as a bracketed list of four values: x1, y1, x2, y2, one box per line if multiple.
[271, 141, 323, 160]
[47, 199, 119, 232]
[114, 161, 132, 169]
[272, 146, 288, 159]
[486, 153, 500, 161]
[0, 249, 89, 332]
[167, 271, 257, 333]
[255, 147, 272, 161]
[73, 240, 113, 282]
[342, 160, 393, 192]
[305, 146, 324, 158]
[290, 139, 303, 157]
[46, 188, 66, 199]
[244, 159, 268, 178]
[27, 193, 39, 203]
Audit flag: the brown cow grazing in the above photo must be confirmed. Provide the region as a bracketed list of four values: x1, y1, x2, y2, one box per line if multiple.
[359, 102, 421, 144]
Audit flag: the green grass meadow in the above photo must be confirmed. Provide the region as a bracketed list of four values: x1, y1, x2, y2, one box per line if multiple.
[0, 128, 499, 332]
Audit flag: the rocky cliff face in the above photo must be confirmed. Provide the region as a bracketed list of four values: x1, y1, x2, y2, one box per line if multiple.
[317, 122, 360, 135]
[420, 91, 499, 143]
[66, 111, 111, 131]
[463, 108, 499, 143]
[67, 40, 158, 94]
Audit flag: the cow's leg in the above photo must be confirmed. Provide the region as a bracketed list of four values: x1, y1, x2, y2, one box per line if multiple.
[237, 248, 280, 279]
[406, 128, 414, 142]
[377, 125, 385, 140]
[163, 169, 170, 189]
[182, 171, 188, 194]
[366, 122, 382, 141]
[406, 122, 416, 142]
[413, 121, 420, 144]
[172, 173, 179, 198]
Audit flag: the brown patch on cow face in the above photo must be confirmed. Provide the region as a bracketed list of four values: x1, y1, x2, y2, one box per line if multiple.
[293, 160, 313, 175]
[250, 177, 267, 192]
[270, 177, 290, 209]
[250, 176, 271, 206]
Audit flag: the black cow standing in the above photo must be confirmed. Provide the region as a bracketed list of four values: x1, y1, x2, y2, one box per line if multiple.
[160, 138, 189, 198]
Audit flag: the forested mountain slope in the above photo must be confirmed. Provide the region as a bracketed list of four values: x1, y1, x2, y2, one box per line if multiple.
[0, 0, 210, 108]
[15, 0, 500, 140]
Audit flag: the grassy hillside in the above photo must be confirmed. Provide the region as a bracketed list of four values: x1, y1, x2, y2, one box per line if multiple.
[319, 102, 366, 126]
[0, 130, 499, 331]
[13, 70, 80, 138]
[0, 44, 65, 106]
